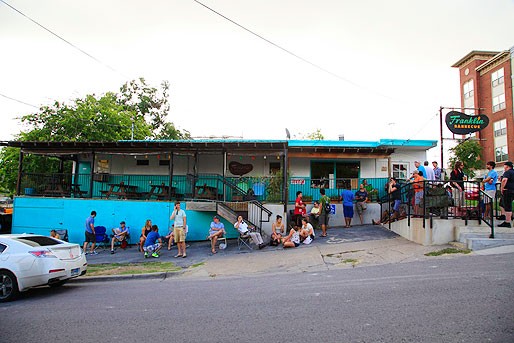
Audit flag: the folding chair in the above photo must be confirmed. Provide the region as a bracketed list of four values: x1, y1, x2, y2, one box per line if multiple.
[55, 229, 69, 242]
[94, 226, 110, 251]
[235, 228, 252, 251]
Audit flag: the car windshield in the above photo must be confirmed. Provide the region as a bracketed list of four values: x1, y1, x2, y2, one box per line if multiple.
[15, 236, 63, 247]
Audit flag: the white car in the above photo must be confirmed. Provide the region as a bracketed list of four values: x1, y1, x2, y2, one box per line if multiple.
[0, 234, 87, 302]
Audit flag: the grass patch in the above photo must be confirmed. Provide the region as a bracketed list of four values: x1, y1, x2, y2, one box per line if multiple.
[425, 248, 471, 256]
[342, 258, 359, 264]
[190, 262, 205, 268]
[87, 262, 181, 276]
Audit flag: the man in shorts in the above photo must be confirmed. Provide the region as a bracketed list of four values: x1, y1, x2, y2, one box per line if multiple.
[110, 221, 129, 254]
[83, 210, 97, 255]
[319, 188, 330, 237]
[170, 201, 187, 258]
[143, 225, 162, 258]
[498, 161, 514, 228]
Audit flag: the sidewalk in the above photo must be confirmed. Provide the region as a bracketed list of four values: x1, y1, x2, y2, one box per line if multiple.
[78, 225, 457, 281]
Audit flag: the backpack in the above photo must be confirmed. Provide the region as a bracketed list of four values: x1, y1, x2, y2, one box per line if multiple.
[324, 197, 331, 214]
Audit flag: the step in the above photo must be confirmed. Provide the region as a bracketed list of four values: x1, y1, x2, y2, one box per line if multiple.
[459, 232, 514, 244]
[466, 237, 514, 251]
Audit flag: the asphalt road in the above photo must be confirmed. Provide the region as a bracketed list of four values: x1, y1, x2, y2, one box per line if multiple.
[1, 254, 513, 343]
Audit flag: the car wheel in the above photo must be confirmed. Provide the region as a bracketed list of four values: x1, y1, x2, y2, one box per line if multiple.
[0, 270, 19, 302]
[49, 280, 67, 288]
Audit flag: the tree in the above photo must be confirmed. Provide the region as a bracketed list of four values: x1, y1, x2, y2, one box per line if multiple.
[0, 78, 189, 193]
[448, 139, 484, 178]
[294, 129, 325, 140]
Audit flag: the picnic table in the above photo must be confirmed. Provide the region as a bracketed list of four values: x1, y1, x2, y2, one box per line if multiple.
[146, 183, 183, 200]
[195, 184, 218, 200]
[101, 182, 140, 199]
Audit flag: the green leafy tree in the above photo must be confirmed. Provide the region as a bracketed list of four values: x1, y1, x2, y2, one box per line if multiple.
[448, 139, 483, 178]
[0, 78, 189, 193]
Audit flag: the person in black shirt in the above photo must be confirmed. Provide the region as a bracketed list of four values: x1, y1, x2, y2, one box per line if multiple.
[499, 161, 514, 228]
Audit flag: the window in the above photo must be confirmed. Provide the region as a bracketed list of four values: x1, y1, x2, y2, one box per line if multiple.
[494, 119, 507, 137]
[492, 93, 506, 112]
[269, 162, 281, 174]
[0, 243, 6, 253]
[463, 80, 474, 99]
[310, 161, 360, 188]
[159, 160, 170, 166]
[495, 146, 508, 162]
[492, 68, 504, 87]
[136, 159, 149, 166]
[392, 163, 408, 179]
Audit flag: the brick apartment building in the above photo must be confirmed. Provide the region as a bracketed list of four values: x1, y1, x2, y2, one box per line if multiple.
[452, 47, 513, 166]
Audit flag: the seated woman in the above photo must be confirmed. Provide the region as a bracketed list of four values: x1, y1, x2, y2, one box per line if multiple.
[282, 226, 301, 248]
[139, 219, 152, 252]
[208, 215, 225, 254]
[164, 228, 174, 251]
[309, 201, 320, 229]
[234, 215, 265, 249]
[270, 215, 285, 246]
[299, 217, 315, 243]
[50, 230, 61, 240]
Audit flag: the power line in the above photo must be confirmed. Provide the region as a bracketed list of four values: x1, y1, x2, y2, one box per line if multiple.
[0, 92, 38, 108]
[0, 0, 126, 78]
[192, 0, 394, 101]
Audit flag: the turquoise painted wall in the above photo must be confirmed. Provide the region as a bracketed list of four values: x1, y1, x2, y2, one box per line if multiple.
[12, 197, 237, 244]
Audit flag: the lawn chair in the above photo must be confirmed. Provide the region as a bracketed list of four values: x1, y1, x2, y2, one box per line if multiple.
[55, 229, 69, 242]
[94, 226, 110, 251]
[235, 227, 252, 251]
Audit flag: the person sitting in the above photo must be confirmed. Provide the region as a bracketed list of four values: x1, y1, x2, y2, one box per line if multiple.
[50, 230, 61, 240]
[139, 219, 152, 252]
[282, 226, 301, 248]
[164, 229, 174, 251]
[110, 221, 129, 254]
[299, 217, 315, 244]
[208, 215, 225, 254]
[270, 215, 285, 246]
[143, 224, 162, 258]
[309, 201, 320, 229]
[234, 215, 266, 249]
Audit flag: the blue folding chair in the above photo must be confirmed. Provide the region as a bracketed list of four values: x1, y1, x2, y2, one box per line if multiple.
[94, 226, 110, 251]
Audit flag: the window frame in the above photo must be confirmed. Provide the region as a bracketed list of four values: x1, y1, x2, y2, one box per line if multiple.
[491, 68, 504, 87]
[492, 93, 506, 113]
[463, 80, 474, 99]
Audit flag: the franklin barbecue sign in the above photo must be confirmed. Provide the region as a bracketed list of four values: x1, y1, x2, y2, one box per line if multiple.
[445, 111, 489, 135]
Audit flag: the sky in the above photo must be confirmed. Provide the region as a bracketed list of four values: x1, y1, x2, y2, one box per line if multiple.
[1, 0, 513, 163]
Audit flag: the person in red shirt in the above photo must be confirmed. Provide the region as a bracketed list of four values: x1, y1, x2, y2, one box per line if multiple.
[293, 191, 306, 227]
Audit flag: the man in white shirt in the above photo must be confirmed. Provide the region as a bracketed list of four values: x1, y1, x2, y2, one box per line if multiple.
[234, 215, 265, 249]
[423, 161, 435, 180]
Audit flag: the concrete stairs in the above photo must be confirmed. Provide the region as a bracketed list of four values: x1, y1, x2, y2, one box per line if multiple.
[455, 223, 514, 251]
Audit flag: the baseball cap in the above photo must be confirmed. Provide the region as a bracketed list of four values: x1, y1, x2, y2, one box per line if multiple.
[213, 215, 220, 220]
[120, 221, 125, 225]
[505, 161, 513, 168]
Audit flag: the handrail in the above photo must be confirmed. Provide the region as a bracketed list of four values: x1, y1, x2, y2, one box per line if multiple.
[479, 189, 494, 238]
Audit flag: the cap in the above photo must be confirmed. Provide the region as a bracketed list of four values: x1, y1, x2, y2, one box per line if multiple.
[505, 161, 513, 168]
[120, 221, 125, 225]
[213, 215, 220, 220]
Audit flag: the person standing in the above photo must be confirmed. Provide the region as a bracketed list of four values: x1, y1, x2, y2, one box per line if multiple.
[410, 170, 424, 216]
[340, 184, 355, 228]
[388, 177, 402, 220]
[450, 161, 465, 217]
[423, 161, 435, 181]
[432, 161, 442, 181]
[498, 161, 514, 228]
[170, 201, 187, 258]
[354, 184, 368, 225]
[482, 161, 498, 219]
[83, 211, 97, 255]
[293, 191, 306, 227]
[415, 161, 426, 178]
[319, 188, 330, 237]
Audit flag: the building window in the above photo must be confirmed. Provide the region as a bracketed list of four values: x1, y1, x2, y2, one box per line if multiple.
[269, 162, 281, 174]
[159, 159, 170, 166]
[492, 93, 506, 112]
[136, 159, 149, 166]
[495, 146, 508, 162]
[463, 80, 474, 99]
[492, 68, 504, 87]
[392, 163, 408, 179]
[310, 161, 360, 188]
[494, 119, 507, 137]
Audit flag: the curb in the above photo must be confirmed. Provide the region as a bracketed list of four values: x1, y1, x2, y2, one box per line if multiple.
[71, 269, 185, 283]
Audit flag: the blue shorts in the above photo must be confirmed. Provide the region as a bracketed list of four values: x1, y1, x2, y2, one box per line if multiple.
[343, 205, 354, 218]
[393, 200, 401, 212]
[143, 243, 160, 252]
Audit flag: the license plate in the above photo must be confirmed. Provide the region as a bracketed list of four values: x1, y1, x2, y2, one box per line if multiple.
[71, 268, 80, 276]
